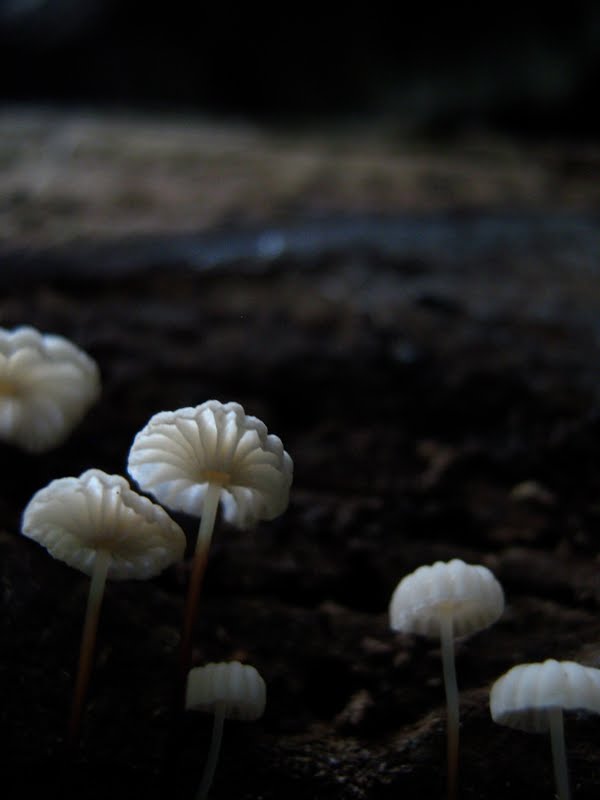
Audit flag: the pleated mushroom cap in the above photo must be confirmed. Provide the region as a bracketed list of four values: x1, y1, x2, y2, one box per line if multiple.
[127, 400, 293, 528]
[21, 469, 186, 580]
[490, 660, 600, 733]
[0, 325, 100, 452]
[389, 558, 504, 638]
[186, 662, 266, 721]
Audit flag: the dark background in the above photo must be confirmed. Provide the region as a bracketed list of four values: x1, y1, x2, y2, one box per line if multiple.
[2, 0, 600, 137]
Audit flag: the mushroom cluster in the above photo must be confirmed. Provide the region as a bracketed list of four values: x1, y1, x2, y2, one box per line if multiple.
[389, 557, 600, 800]
[0, 325, 100, 452]
[19, 393, 290, 764]
[10, 339, 600, 800]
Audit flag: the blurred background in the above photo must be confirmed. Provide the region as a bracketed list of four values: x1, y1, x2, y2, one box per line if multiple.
[2, 1, 600, 255]
[1, 0, 600, 137]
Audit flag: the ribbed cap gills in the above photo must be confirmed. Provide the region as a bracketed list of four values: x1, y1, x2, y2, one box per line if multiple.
[21, 469, 186, 580]
[128, 400, 293, 529]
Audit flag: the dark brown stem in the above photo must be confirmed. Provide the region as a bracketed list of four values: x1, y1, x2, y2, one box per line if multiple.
[67, 548, 110, 748]
[178, 483, 220, 708]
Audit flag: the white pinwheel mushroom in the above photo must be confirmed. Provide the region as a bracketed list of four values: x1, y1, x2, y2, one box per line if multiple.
[0, 325, 100, 452]
[21, 469, 186, 744]
[390, 558, 504, 800]
[491, 659, 600, 800]
[186, 661, 266, 800]
[127, 400, 293, 529]
[127, 400, 293, 691]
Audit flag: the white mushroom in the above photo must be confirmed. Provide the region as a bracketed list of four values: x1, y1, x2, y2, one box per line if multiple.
[0, 325, 100, 452]
[127, 400, 293, 693]
[21, 469, 186, 744]
[127, 400, 293, 529]
[491, 659, 600, 800]
[186, 661, 266, 800]
[390, 558, 504, 800]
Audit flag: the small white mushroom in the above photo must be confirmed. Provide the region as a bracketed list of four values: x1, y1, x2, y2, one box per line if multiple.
[186, 661, 266, 800]
[21, 469, 186, 744]
[127, 400, 293, 692]
[490, 659, 600, 800]
[390, 558, 504, 800]
[0, 325, 100, 452]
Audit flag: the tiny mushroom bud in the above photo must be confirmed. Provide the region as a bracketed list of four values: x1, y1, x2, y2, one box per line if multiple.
[127, 400, 293, 694]
[21, 469, 186, 744]
[186, 661, 266, 800]
[0, 325, 100, 452]
[490, 659, 600, 800]
[390, 558, 504, 800]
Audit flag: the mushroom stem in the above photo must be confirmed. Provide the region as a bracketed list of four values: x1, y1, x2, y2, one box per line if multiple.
[68, 547, 111, 746]
[549, 707, 570, 800]
[179, 482, 221, 693]
[439, 609, 459, 800]
[196, 701, 226, 800]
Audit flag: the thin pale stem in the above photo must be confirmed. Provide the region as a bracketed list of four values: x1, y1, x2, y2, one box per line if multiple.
[68, 548, 111, 747]
[196, 702, 226, 800]
[439, 610, 459, 800]
[179, 483, 221, 700]
[549, 707, 570, 800]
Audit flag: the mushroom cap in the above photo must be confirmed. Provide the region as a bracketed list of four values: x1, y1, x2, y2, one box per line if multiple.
[127, 400, 293, 528]
[21, 469, 186, 580]
[0, 325, 100, 453]
[389, 558, 504, 638]
[186, 661, 266, 721]
[490, 659, 600, 733]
